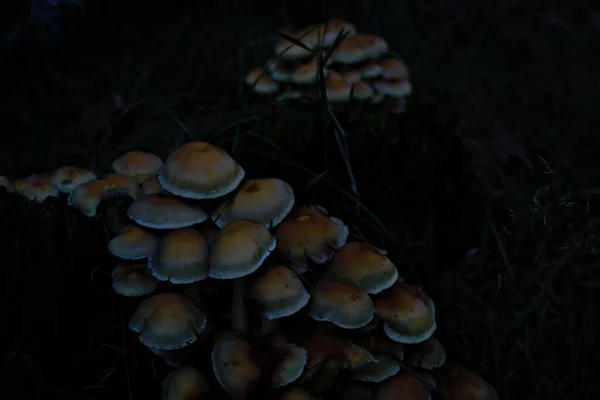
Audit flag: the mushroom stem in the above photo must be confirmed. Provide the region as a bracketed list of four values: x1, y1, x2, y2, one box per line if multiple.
[231, 277, 248, 333]
[260, 316, 280, 336]
[183, 283, 204, 309]
[104, 202, 126, 235]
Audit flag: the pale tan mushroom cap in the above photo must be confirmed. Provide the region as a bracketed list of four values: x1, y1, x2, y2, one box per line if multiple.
[325, 242, 399, 294]
[406, 336, 446, 370]
[212, 178, 295, 228]
[111, 151, 163, 183]
[162, 366, 209, 400]
[142, 176, 168, 196]
[127, 194, 208, 229]
[209, 220, 276, 279]
[353, 354, 400, 383]
[375, 283, 437, 344]
[246, 68, 280, 95]
[148, 228, 209, 284]
[274, 205, 349, 266]
[280, 386, 316, 400]
[308, 281, 374, 329]
[438, 364, 498, 400]
[52, 167, 97, 194]
[111, 264, 158, 297]
[211, 332, 262, 398]
[250, 265, 310, 319]
[129, 293, 208, 350]
[68, 175, 139, 217]
[158, 141, 245, 199]
[272, 343, 308, 388]
[376, 371, 433, 400]
[108, 224, 158, 260]
[372, 80, 413, 98]
[23, 174, 59, 202]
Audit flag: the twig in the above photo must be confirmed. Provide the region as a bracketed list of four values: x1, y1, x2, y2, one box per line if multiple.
[490, 222, 510, 266]
[327, 105, 361, 215]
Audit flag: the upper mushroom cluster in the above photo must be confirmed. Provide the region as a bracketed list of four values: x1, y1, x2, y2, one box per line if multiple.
[245, 19, 411, 113]
[0, 142, 497, 400]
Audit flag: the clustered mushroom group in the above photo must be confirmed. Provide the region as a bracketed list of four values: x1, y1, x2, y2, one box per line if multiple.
[0, 141, 498, 400]
[245, 19, 411, 113]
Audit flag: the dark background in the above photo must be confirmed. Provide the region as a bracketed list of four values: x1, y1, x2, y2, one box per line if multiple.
[1, 1, 599, 399]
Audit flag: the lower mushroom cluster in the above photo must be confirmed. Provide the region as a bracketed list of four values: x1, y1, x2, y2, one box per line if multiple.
[1, 142, 497, 400]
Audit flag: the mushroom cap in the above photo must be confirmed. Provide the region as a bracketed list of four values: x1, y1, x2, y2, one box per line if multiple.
[437, 364, 498, 400]
[405, 336, 446, 370]
[325, 73, 353, 103]
[274, 204, 349, 267]
[350, 34, 389, 59]
[158, 141, 245, 199]
[148, 228, 209, 284]
[68, 175, 139, 217]
[162, 366, 209, 400]
[331, 37, 366, 64]
[141, 176, 168, 196]
[300, 333, 375, 371]
[208, 220, 276, 279]
[325, 242, 399, 294]
[375, 283, 437, 344]
[310, 19, 357, 47]
[108, 224, 158, 260]
[379, 57, 410, 80]
[129, 293, 208, 350]
[211, 332, 262, 398]
[111, 264, 158, 297]
[212, 178, 295, 228]
[111, 151, 163, 183]
[246, 68, 280, 94]
[127, 194, 208, 229]
[372, 80, 412, 98]
[52, 166, 97, 194]
[308, 280, 374, 329]
[376, 371, 433, 400]
[280, 386, 316, 400]
[351, 81, 374, 101]
[249, 265, 310, 320]
[23, 174, 59, 201]
[353, 354, 401, 383]
[271, 343, 308, 388]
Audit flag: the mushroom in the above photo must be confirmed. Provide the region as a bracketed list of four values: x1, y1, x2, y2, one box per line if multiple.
[376, 371, 434, 400]
[437, 364, 498, 400]
[209, 220, 276, 332]
[127, 194, 209, 229]
[52, 166, 97, 194]
[211, 332, 262, 398]
[374, 282, 437, 344]
[141, 176, 168, 196]
[68, 174, 139, 234]
[212, 178, 295, 228]
[158, 141, 245, 199]
[274, 204, 349, 271]
[129, 293, 208, 350]
[324, 242, 399, 294]
[111, 264, 158, 297]
[108, 224, 158, 260]
[405, 336, 446, 370]
[23, 174, 60, 202]
[162, 366, 209, 400]
[148, 228, 209, 307]
[270, 342, 308, 388]
[250, 265, 310, 320]
[308, 280, 375, 329]
[111, 151, 163, 184]
[352, 354, 400, 383]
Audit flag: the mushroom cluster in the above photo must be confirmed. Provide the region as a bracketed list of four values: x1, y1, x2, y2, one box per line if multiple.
[0, 142, 497, 399]
[245, 19, 411, 113]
